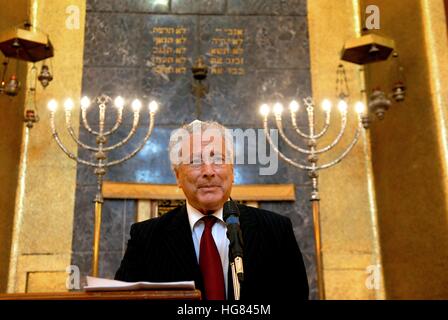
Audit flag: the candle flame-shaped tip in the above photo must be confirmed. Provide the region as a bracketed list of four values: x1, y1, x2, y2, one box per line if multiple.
[81, 96, 91, 109]
[132, 99, 142, 112]
[114, 96, 125, 109]
[289, 100, 300, 113]
[48, 99, 58, 112]
[355, 101, 365, 114]
[337, 100, 348, 113]
[260, 104, 270, 116]
[273, 102, 283, 115]
[321, 99, 332, 112]
[64, 98, 74, 111]
[149, 100, 159, 113]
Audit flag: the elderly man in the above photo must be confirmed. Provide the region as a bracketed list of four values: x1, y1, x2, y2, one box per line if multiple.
[115, 120, 309, 300]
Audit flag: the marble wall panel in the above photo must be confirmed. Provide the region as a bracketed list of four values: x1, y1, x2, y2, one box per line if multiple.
[227, 0, 307, 16]
[87, 0, 170, 13]
[171, 0, 226, 14]
[73, 0, 315, 298]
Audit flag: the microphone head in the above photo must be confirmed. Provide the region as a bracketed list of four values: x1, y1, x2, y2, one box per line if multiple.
[223, 200, 240, 221]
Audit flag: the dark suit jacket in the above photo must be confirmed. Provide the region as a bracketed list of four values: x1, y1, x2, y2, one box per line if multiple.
[115, 204, 309, 300]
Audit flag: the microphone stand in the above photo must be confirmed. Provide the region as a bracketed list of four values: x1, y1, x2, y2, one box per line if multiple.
[224, 200, 244, 300]
[230, 256, 243, 300]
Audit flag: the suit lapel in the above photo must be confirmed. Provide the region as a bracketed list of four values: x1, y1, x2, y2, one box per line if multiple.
[239, 204, 259, 261]
[237, 204, 260, 300]
[159, 204, 258, 300]
[162, 205, 204, 291]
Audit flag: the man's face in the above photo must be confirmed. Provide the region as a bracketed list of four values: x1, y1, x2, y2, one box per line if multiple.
[175, 133, 234, 214]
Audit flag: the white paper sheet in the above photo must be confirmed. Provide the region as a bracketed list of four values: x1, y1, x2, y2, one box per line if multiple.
[84, 276, 195, 292]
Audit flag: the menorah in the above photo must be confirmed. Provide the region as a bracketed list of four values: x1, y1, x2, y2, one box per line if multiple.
[260, 97, 365, 300]
[48, 95, 158, 276]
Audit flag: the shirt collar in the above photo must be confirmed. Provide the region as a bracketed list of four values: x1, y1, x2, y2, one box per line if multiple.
[186, 201, 225, 231]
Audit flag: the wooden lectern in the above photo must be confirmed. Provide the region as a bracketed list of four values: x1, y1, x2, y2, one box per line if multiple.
[0, 289, 201, 300]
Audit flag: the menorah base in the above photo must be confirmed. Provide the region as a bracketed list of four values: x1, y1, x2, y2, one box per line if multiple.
[312, 199, 326, 300]
[92, 201, 102, 277]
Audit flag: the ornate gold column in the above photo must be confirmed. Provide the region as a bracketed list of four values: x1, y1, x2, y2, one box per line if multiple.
[7, 0, 86, 293]
[0, 1, 29, 293]
[307, 0, 385, 299]
[364, 0, 448, 299]
[421, 0, 448, 197]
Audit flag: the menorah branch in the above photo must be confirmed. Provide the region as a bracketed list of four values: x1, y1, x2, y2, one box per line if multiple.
[106, 112, 155, 167]
[50, 112, 99, 167]
[263, 119, 313, 170]
[260, 97, 366, 300]
[48, 95, 158, 277]
[316, 122, 362, 170]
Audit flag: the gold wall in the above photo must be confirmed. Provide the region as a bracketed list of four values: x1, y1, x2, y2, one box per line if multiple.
[307, 0, 385, 299]
[6, 0, 86, 293]
[363, 0, 448, 299]
[2, 0, 447, 299]
[0, 0, 29, 293]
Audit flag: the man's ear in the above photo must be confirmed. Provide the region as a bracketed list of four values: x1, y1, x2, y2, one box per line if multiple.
[174, 168, 182, 188]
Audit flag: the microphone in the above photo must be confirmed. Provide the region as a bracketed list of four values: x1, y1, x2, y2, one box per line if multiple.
[223, 199, 244, 283]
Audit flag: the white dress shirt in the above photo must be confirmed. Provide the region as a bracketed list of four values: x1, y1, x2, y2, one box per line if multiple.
[186, 201, 229, 298]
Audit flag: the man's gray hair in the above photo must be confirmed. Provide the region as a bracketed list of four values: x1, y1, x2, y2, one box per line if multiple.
[168, 120, 234, 172]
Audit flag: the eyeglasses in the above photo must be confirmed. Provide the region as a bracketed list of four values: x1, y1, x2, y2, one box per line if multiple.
[182, 154, 231, 169]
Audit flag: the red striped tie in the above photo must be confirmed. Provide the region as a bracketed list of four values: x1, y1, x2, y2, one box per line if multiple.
[199, 216, 225, 300]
